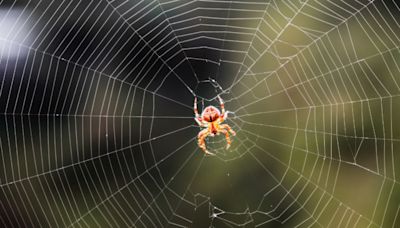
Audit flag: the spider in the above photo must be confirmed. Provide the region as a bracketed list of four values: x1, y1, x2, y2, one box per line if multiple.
[194, 96, 236, 155]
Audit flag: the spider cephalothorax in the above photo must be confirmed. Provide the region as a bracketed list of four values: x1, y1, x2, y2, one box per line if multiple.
[194, 96, 236, 155]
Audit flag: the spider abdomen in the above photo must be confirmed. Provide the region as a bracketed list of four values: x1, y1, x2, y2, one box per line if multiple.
[202, 106, 221, 122]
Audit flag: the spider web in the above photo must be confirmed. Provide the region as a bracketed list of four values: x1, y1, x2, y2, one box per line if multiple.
[1, 0, 400, 227]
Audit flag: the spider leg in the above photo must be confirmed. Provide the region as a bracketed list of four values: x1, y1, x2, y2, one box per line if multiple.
[220, 129, 232, 150]
[194, 97, 203, 126]
[217, 96, 226, 121]
[220, 124, 236, 149]
[198, 128, 214, 155]
[220, 124, 236, 136]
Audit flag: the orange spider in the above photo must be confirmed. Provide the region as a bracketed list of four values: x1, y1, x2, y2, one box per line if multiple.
[194, 96, 236, 155]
